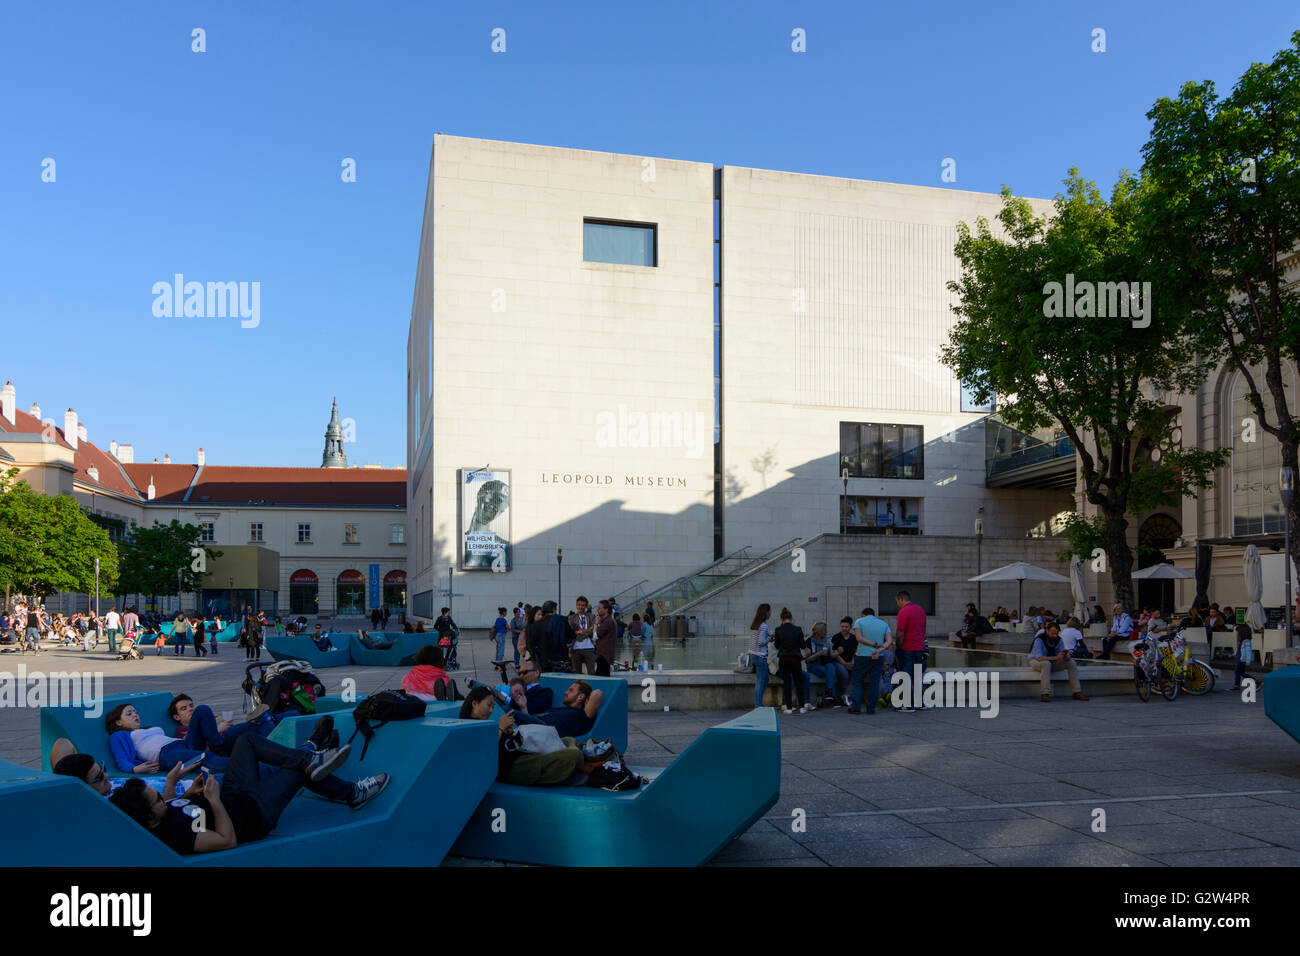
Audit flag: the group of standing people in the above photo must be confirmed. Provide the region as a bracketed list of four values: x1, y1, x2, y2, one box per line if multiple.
[747, 590, 929, 715]
[497, 597, 657, 676]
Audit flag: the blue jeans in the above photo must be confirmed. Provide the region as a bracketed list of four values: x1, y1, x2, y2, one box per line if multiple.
[849, 655, 884, 712]
[510, 631, 522, 665]
[222, 734, 353, 840]
[184, 704, 274, 756]
[898, 649, 927, 707]
[158, 739, 229, 773]
[495, 632, 507, 661]
[753, 655, 769, 707]
[807, 660, 847, 697]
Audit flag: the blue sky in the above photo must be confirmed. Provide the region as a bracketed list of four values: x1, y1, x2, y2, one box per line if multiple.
[1, 1, 1294, 468]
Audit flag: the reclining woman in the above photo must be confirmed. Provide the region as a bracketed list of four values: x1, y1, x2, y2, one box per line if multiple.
[108, 730, 390, 854]
[458, 686, 607, 786]
[401, 645, 457, 700]
[106, 703, 231, 774]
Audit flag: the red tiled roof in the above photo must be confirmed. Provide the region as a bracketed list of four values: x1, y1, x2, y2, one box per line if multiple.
[120, 463, 198, 501]
[0, 400, 140, 499]
[129, 465, 406, 506]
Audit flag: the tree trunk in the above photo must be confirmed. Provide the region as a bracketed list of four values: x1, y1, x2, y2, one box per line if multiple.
[1284, 442, 1300, 622]
[1105, 511, 1135, 613]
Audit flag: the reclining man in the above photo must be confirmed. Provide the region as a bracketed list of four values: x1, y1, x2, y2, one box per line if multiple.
[168, 694, 283, 756]
[109, 730, 390, 854]
[510, 680, 603, 738]
[459, 686, 612, 786]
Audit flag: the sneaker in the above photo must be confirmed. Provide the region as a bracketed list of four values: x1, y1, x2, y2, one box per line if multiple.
[306, 715, 335, 752]
[581, 738, 615, 760]
[804, 700, 817, 711]
[800, 705, 809, 714]
[308, 744, 351, 782]
[842, 694, 852, 707]
[349, 773, 391, 810]
[782, 706, 792, 715]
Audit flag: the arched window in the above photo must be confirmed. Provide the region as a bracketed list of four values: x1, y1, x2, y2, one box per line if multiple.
[336, 570, 365, 616]
[383, 570, 407, 614]
[289, 570, 318, 615]
[1231, 365, 1296, 535]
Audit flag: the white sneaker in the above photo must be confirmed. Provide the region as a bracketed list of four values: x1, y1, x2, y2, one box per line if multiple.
[842, 694, 852, 707]
[800, 705, 810, 714]
[782, 706, 793, 715]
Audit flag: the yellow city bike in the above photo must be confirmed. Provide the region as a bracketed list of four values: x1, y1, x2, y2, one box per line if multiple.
[1132, 640, 1178, 701]
[1155, 631, 1216, 696]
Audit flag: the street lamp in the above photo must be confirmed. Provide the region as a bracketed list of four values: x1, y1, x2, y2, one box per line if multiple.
[840, 468, 849, 535]
[1282, 466, 1294, 648]
[556, 547, 564, 612]
[229, 576, 234, 618]
[975, 514, 984, 609]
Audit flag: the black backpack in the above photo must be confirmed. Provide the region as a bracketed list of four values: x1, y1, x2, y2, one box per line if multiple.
[585, 756, 646, 792]
[348, 690, 427, 760]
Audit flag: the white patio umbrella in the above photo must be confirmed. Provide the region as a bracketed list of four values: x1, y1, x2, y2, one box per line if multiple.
[1130, 563, 1196, 579]
[1243, 544, 1267, 632]
[1069, 554, 1088, 621]
[969, 561, 1072, 621]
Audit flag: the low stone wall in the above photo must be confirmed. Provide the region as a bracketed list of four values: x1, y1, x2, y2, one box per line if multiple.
[609, 661, 1162, 711]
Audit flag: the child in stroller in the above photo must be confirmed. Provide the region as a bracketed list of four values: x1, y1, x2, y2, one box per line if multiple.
[116, 633, 143, 661]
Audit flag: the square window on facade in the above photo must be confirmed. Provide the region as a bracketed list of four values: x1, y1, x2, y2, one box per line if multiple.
[297, 523, 311, 543]
[583, 219, 656, 266]
[199, 522, 215, 543]
[249, 523, 263, 542]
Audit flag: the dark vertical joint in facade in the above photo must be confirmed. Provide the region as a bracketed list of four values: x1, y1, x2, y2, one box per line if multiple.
[713, 167, 724, 560]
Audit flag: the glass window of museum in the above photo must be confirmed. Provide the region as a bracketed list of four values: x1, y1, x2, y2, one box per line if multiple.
[1231, 364, 1297, 534]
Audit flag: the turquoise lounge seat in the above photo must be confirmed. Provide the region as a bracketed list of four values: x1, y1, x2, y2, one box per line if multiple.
[1265, 667, 1300, 744]
[450, 708, 780, 866]
[265, 635, 351, 668]
[347, 633, 406, 666]
[1, 713, 497, 866]
[422, 673, 629, 751]
[41, 691, 179, 776]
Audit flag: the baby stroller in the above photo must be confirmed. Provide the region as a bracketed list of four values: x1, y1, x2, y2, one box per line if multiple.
[437, 632, 460, 671]
[241, 660, 325, 717]
[116, 634, 143, 661]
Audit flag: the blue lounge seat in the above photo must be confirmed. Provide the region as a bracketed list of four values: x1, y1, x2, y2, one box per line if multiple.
[41, 691, 179, 776]
[422, 673, 629, 751]
[1265, 667, 1300, 744]
[265, 635, 351, 668]
[1, 713, 497, 866]
[450, 707, 779, 866]
[346, 633, 406, 666]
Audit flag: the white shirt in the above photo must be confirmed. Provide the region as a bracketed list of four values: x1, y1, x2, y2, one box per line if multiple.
[1059, 626, 1084, 651]
[573, 613, 594, 650]
[105, 611, 121, 630]
[131, 726, 172, 762]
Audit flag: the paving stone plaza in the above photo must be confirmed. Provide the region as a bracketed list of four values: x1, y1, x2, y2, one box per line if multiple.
[4, 643, 1299, 867]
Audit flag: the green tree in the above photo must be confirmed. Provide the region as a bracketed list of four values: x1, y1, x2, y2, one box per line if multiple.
[941, 173, 1228, 612]
[1141, 31, 1300, 574]
[0, 467, 119, 600]
[117, 520, 220, 607]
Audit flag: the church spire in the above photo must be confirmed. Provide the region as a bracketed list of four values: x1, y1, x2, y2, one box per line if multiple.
[321, 397, 348, 468]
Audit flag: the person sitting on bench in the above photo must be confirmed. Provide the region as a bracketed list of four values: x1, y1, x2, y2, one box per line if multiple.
[109, 730, 389, 854]
[401, 645, 457, 700]
[358, 629, 393, 650]
[510, 680, 602, 737]
[107, 703, 230, 774]
[312, 625, 334, 651]
[515, 662, 554, 713]
[458, 687, 607, 787]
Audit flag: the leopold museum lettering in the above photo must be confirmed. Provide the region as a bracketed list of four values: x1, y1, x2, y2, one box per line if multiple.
[541, 473, 688, 488]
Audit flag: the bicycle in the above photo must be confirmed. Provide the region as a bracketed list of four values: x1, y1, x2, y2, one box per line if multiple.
[1131, 639, 1178, 701]
[1153, 630, 1216, 696]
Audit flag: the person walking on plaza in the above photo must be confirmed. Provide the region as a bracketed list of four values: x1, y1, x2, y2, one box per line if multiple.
[122, 606, 139, 650]
[23, 603, 45, 653]
[848, 607, 892, 715]
[172, 611, 190, 657]
[192, 613, 208, 657]
[749, 604, 773, 708]
[103, 606, 122, 654]
[1028, 621, 1089, 702]
[493, 606, 510, 663]
[773, 608, 809, 714]
[371, 606, 382, 630]
[893, 590, 927, 712]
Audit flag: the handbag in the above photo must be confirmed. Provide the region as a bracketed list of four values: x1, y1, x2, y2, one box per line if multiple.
[514, 724, 566, 754]
[1071, 639, 1094, 660]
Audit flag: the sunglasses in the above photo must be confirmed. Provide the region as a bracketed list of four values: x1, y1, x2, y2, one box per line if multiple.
[89, 761, 107, 787]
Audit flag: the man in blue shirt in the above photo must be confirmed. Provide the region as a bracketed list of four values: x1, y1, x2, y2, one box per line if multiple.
[1101, 603, 1135, 660]
[848, 608, 892, 715]
[512, 680, 604, 737]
